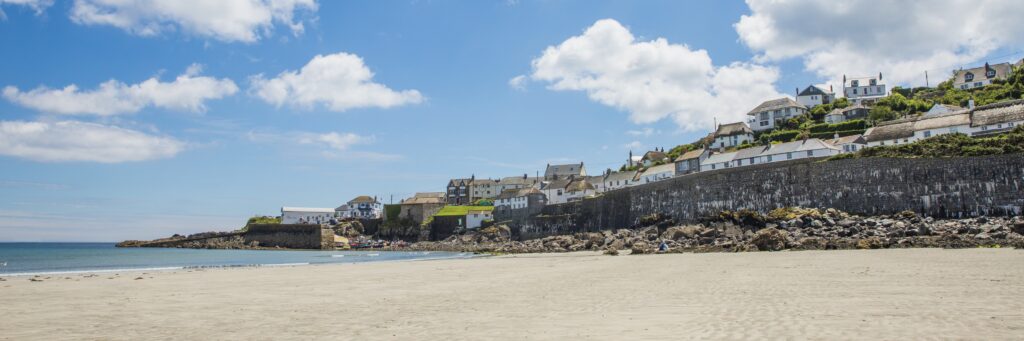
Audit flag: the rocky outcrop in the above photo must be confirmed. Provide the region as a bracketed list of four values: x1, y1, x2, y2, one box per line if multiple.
[402, 208, 1024, 254]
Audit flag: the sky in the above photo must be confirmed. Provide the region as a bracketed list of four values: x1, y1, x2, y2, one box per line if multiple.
[1, 0, 1023, 242]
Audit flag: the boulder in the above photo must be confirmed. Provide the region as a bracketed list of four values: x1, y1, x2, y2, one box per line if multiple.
[662, 225, 702, 240]
[749, 228, 788, 251]
[856, 237, 884, 249]
[607, 239, 625, 251]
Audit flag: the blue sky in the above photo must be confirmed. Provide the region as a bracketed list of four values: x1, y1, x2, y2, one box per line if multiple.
[1, 0, 1022, 241]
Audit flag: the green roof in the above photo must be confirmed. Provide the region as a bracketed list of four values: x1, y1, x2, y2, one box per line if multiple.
[433, 205, 494, 217]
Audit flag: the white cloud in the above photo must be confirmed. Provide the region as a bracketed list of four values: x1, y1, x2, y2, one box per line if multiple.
[624, 140, 644, 150]
[250, 52, 423, 112]
[0, 0, 52, 18]
[0, 120, 184, 163]
[527, 19, 782, 131]
[736, 0, 1024, 86]
[296, 131, 368, 151]
[69, 0, 317, 43]
[2, 64, 238, 116]
[626, 127, 658, 137]
[508, 75, 527, 90]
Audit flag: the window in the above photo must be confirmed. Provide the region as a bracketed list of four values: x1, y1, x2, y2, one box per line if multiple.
[749, 158, 755, 164]
[737, 159, 742, 166]
[807, 150, 814, 157]
[869, 79, 877, 86]
[997, 124, 1003, 129]
[711, 164, 716, 170]
[986, 69, 996, 78]
[965, 72, 974, 82]
[760, 121, 769, 127]
[903, 139, 909, 143]
[760, 112, 769, 120]
[880, 141, 885, 146]
[975, 82, 982, 87]
[557, 190, 562, 195]
[767, 155, 772, 162]
[852, 88, 858, 95]
[851, 80, 859, 87]
[924, 131, 931, 138]
[877, 86, 883, 93]
[982, 125, 989, 131]
[786, 152, 792, 160]
[961, 84, 969, 90]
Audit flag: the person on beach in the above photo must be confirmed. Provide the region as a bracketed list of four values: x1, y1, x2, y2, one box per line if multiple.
[658, 240, 669, 252]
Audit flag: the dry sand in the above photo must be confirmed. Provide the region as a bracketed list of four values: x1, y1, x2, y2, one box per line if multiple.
[1, 248, 1022, 340]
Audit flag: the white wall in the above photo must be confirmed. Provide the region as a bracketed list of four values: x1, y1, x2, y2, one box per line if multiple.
[282, 210, 334, 224]
[713, 133, 753, 148]
[466, 211, 492, 229]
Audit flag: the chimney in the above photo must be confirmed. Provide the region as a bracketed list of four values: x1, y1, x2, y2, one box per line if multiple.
[796, 87, 799, 97]
[879, 72, 883, 81]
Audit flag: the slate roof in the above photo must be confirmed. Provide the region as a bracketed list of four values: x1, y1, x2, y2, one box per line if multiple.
[714, 122, 754, 137]
[641, 163, 675, 175]
[498, 176, 540, 186]
[702, 151, 738, 165]
[826, 134, 866, 146]
[746, 97, 806, 116]
[970, 99, 1024, 127]
[545, 163, 585, 179]
[603, 171, 637, 183]
[844, 75, 884, 88]
[797, 85, 831, 97]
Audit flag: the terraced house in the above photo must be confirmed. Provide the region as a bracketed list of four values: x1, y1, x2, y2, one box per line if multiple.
[952, 61, 1018, 90]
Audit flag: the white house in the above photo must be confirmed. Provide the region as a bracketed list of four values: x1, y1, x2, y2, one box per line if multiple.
[826, 134, 867, 153]
[637, 163, 675, 184]
[746, 97, 808, 132]
[640, 149, 670, 167]
[465, 209, 493, 229]
[700, 151, 738, 172]
[843, 73, 887, 105]
[953, 62, 1015, 90]
[281, 207, 336, 224]
[542, 177, 595, 205]
[494, 188, 546, 210]
[711, 122, 755, 148]
[862, 100, 1024, 147]
[346, 196, 383, 219]
[602, 170, 637, 192]
[796, 85, 835, 108]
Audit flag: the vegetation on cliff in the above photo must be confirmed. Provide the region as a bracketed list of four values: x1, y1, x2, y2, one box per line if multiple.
[830, 126, 1024, 160]
[240, 216, 281, 232]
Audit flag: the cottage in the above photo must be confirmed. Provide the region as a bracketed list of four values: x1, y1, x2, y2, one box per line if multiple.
[346, 196, 383, 219]
[796, 85, 835, 108]
[640, 149, 670, 167]
[969, 99, 1024, 136]
[711, 122, 755, 148]
[544, 162, 586, 180]
[281, 207, 335, 224]
[542, 177, 595, 204]
[843, 73, 887, 105]
[399, 192, 446, 224]
[585, 175, 607, 193]
[746, 97, 808, 132]
[468, 178, 500, 202]
[497, 175, 541, 193]
[826, 134, 867, 153]
[465, 209, 493, 229]
[673, 148, 709, 176]
[602, 170, 637, 192]
[700, 151, 738, 172]
[637, 163, 675, 184]
[953, 61, 1015, 90]
[494, 187, 546, 211]
[824, 104, 869, 124]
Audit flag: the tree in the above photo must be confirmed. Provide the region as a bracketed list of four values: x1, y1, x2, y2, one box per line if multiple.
[869, 106, 899, 123]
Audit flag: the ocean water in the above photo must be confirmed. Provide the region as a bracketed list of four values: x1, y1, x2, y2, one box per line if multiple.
[0, 243, 471, 276]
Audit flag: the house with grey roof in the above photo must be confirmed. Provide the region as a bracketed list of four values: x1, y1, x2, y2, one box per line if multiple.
[602, 170, 637, 192]
[712, 122, 754, 148]
[541, 177, 595, 205]
[826, 134, 867, 153]
[796, 84, 835, 108]
[863, 99, 1024, 146]
[745, 97, 808, 132]
[824, 104, 869, 124]
[497, 175, 542, 193]
[700, 139, 840, 171]
[637, 163, 675, 184]
[544, 162, 586, 181]
[924, 103, 964, 117]
[673, 148, 710, 175]
[843, 73, 887, 105]
[700, 150, 738, 172]
[953, 61, 1016, 90]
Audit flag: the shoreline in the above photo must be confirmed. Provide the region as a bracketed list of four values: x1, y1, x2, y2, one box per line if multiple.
[3, 248, 1021, 340]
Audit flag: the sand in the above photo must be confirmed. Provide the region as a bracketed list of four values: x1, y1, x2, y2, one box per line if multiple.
[1, 248, 1022, 340]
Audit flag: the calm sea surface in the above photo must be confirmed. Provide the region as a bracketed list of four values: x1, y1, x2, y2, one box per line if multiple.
[0, 243, 470, 276]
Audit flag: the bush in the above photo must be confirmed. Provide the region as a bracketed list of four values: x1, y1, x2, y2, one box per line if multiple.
[759, 129, 802, 143]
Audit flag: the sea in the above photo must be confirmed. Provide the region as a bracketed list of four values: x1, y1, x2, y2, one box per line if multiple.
[0, 243, 471, 276]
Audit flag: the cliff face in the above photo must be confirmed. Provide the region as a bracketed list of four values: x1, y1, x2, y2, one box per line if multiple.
[501, 154, 1024, 240]
[118, 224, 334, 250]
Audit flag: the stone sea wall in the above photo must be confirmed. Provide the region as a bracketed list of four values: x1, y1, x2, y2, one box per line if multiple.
[119, 224, 334, 249]
[512, 154, 1024, 240]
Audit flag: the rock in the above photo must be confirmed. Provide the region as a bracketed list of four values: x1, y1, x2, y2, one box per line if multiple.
[1011, 222, 1024, 235]
[856, 237, 884, 249]
[837, 219, 857, 228]
[749, 228, 788, 251]
[976, 217, 989, 224]
[893, 221, 906, 229]
[795, 237, 827, 250]
[974, 232, 992, 241]
[604, 248, 619, 256]
[608, 239, 625, 251]
[631, 241, 651, 255]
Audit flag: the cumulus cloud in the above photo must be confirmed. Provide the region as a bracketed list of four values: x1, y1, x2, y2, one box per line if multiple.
[736, 0, 1024, 86]
[69, 0, 317, 43]
[0, 120, 184, 163]
[250, 52, 423, 112]
[508, 75, 527, 91]
[527, 19, 781, 131]
[626, 127, 658, 137]
[2, 64, 238, 116]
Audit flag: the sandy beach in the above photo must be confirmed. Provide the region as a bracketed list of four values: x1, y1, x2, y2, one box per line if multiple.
[1, 248, 1022, 340]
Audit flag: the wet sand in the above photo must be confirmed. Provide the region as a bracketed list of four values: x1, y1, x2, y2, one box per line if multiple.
[1, 248, 1022, 340]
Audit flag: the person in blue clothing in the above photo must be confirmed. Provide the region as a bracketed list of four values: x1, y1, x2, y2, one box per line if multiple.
[658, 240, 669, 252]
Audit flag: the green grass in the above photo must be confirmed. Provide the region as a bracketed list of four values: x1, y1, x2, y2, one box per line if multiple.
[433, 205, 494, 217]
